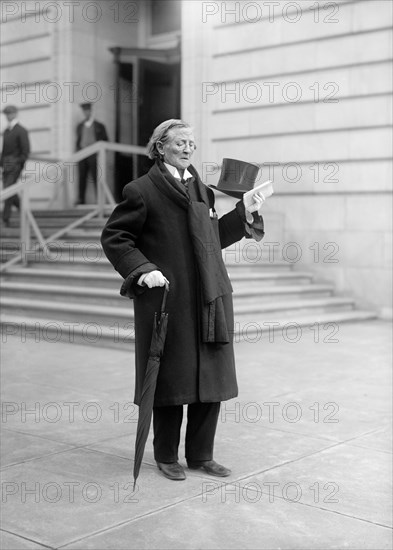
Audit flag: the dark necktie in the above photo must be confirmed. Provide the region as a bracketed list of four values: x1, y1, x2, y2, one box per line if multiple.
[180, 178, 190, 197]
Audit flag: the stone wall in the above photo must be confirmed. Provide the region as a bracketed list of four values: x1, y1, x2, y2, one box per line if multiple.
[0, 0, 143, 205]
[182, 0, 392, 316]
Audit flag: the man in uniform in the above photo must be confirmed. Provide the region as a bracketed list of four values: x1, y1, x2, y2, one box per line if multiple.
[0, 105, 30, 226]
[75, 102, 108, 205]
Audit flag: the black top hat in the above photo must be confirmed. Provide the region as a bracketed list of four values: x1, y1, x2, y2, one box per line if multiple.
[209, 158, 260, 199]
[80, 102, 93, 110]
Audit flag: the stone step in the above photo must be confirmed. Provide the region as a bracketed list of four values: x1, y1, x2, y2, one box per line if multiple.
[8, 207, 113, 219]
[235, 296, 356, 314]
[0, 314, 134, 350]
[0, 228, 103, 241]
[0, 246, 292, 270]
[5, 263, 312, 283]
[0, 280, 349, 312]
[0, 308, 377, 350]
[231, 309, 377, 344]
[4, 218, 107, 230]
[0, 296, 133, 326]
[0, 281, 340, 326]
[2, 267, 320, 290]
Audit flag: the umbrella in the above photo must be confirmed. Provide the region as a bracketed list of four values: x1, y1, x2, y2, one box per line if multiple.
[133, 283, 169, 490]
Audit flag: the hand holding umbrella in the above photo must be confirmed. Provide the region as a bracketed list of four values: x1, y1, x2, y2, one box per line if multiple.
[133, 282, 170, 491]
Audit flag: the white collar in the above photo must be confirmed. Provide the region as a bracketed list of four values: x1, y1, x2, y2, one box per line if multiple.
[84, 118, 94, 127]
[8, 119, 18, 130]
[164, 162, 193, 181]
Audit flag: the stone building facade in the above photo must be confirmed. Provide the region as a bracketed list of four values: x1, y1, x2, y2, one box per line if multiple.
[1, 0, 392, 315]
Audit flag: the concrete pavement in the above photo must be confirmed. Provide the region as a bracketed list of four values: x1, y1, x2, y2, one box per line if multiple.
[1, 320, 392, 549]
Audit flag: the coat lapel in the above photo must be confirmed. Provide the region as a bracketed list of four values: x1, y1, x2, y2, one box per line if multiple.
[148, 162, 190, 209]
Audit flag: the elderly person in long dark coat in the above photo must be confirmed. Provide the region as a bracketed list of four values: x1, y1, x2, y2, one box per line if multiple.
[101, 119, 265, 481]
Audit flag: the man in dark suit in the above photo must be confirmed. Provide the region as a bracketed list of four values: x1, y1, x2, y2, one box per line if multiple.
[1, 105, 30, 226]
[75, 102, 108, 205]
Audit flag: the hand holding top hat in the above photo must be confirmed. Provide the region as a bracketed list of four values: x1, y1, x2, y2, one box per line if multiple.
[209, 158, 274, 217]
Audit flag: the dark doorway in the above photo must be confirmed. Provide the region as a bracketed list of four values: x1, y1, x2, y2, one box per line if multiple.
[114, 55, 180, 201]
[114, 62, 135, 202]
[137, 59, 180, 176]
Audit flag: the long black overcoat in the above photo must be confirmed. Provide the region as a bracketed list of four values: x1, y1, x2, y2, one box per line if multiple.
[101, 162, 258, 407]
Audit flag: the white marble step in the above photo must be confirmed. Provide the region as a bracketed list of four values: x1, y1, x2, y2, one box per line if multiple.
[0, 309, 377, 350]
[0, 290, 358, 326]
[2, 266, 319, 290]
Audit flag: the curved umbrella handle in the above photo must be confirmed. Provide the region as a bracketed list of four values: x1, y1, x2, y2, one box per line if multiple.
[161, 282, 169, 313]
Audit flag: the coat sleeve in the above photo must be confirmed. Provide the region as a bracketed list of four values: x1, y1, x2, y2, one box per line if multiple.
[205, 188, 265, 249]
[76, 123, 81, 151]
[101, 183, 158, 298]
[101, 123, 109, 142]
[95, 121, 108, 142]
[18, 127, 30, 165]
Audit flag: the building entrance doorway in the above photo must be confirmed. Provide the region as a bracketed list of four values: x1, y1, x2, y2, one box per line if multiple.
[111, 46, 180, 201]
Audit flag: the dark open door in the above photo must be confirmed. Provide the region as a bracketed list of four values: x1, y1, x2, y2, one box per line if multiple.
[137, 58, 181, 176]
[114, 62, 135, 202]
[112, 46, 181, 201]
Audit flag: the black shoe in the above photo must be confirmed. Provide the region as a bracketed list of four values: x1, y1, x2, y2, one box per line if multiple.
[156, 461, 186, 481]
[187, 460, 231, 477]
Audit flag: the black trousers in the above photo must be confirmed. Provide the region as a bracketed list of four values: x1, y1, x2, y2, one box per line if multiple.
[153, 402, 220, 463]
[2, 164, 22, 222]
[78, 155, 97, 203]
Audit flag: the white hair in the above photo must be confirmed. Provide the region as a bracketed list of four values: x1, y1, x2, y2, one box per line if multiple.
[146, 119, 194, 159]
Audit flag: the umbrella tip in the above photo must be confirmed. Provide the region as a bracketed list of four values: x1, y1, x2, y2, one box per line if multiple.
[133, 479, 137, 492]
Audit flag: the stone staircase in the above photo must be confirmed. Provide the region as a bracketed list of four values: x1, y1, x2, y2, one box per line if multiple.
[0, 208, 376, 348]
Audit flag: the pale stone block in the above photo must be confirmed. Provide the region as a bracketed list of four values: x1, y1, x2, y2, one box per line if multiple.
[280, 213, 390, 263]
[28, 180, 59, 202]
[212, 13, 282, 56]
[211, 111, 251, 139]
[349, 62, 393, 96]
[214, 131, 352, 165]
[271, 225, 391, 310]
[211, 94, 391, 147]
[272, 195, 345, 231]
[211, 63, 391, 112]
[275, 160, 392, 194]
[334, 231, 386, 269]
[212, 0, 355, 58]
[2, 35, 51, 66]
[315, 95, 392, 129]
[332, 160, 392, 192]
[213, 41, 317, 82]
[214, 140, 279, 167]
[213, 29, 392, 83]
[212, 103, 316, 138]
[352, 0, 393, 32]
[211, 75, 343, 110]
[292, 130, 351, 161]
[384, 232, 392, 268]
[316, 29, 392, 67]
[0, 13, 50, 44]
[2, 60, 52, 86]
[275, 238, 345, 286]
[349, 128, 392, 159]
[344, 267, 392, 312]
[202, 60, 390, 111]
[345, 195, 392, 232]
[71, 31, 96, 55]
[29, 129, 52, 154]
